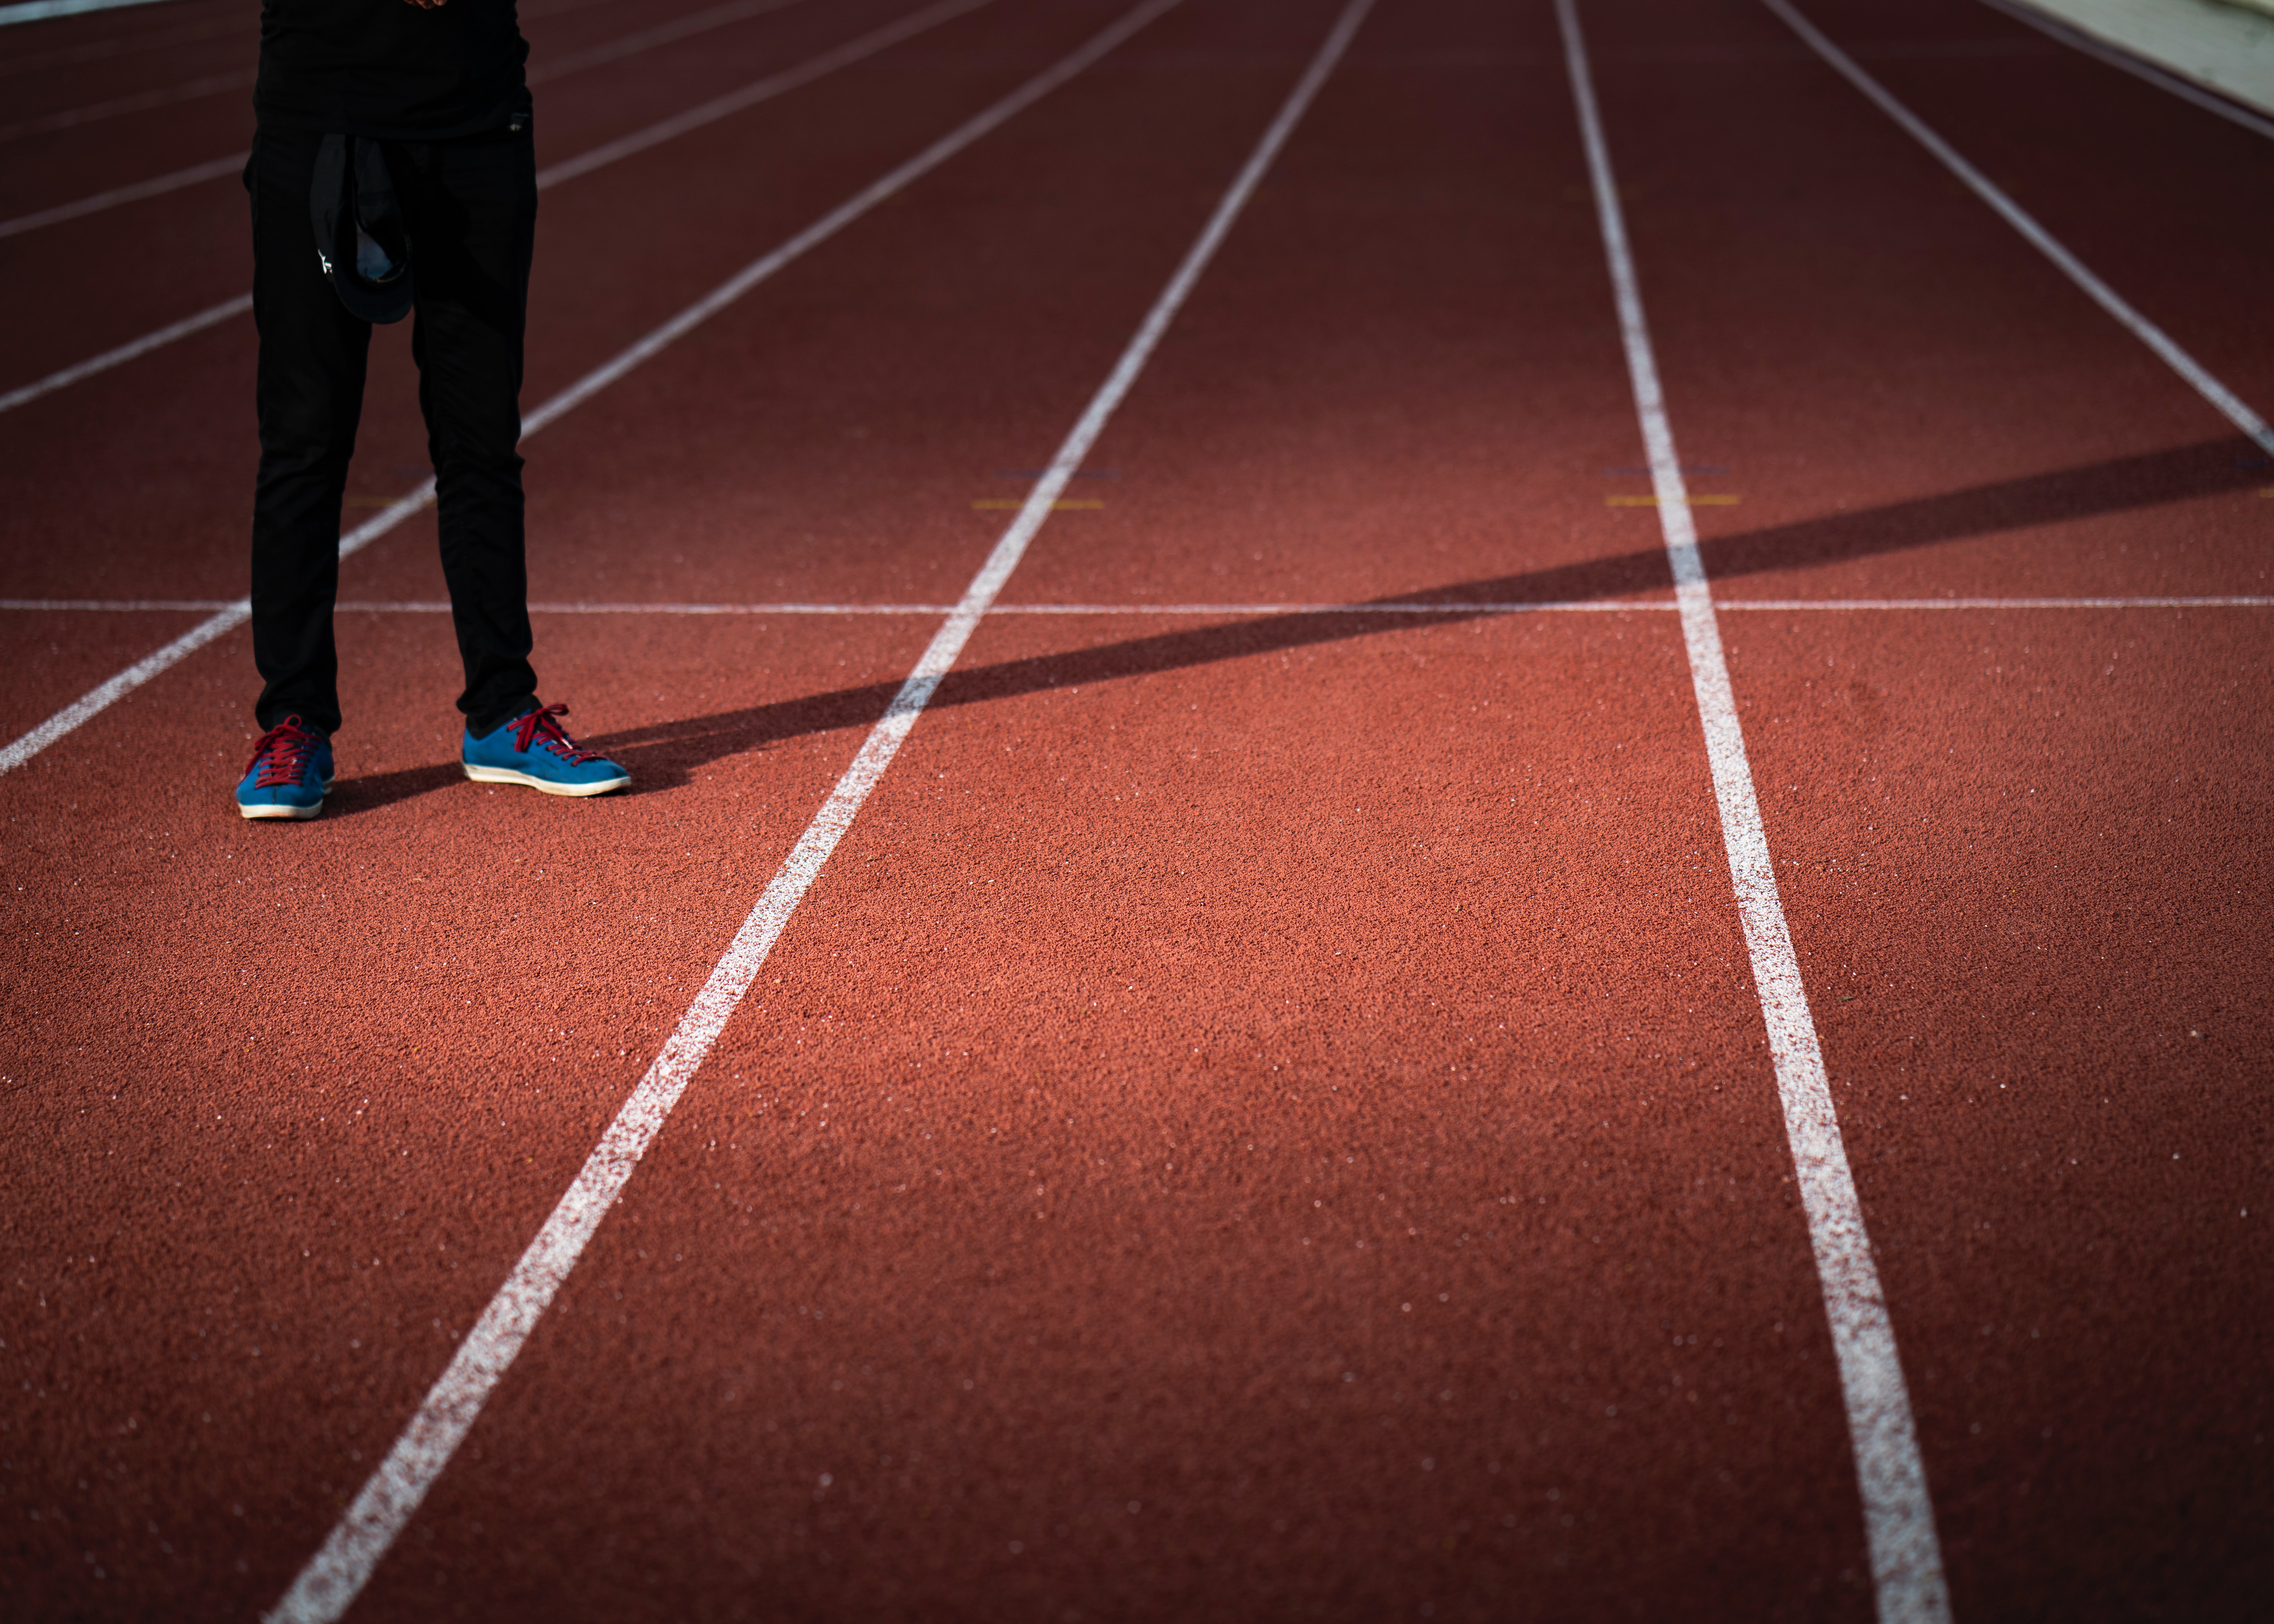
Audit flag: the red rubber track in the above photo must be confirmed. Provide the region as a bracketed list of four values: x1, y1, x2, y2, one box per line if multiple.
[1581, 0, 2274, 1614]
[2, 0, 2269, 1619]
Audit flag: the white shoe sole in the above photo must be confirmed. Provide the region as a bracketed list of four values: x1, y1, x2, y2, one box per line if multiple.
[462, 763, 630, 797]
[238, 771, 333, 820]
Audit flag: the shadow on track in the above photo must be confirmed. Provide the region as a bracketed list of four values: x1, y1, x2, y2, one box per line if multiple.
[324, 435, 2262, 813]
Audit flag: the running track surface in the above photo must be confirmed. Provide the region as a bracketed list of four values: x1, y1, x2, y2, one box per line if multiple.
[3, 0, 2270, 1618]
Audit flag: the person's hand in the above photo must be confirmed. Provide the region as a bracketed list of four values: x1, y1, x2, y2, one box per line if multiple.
[404, 0, 448, 9]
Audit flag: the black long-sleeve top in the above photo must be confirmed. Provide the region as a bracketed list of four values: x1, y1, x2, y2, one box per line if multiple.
[255, 0, 530, 141]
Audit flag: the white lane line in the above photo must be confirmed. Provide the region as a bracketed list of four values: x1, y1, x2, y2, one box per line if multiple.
[528, 0, 996, 188]
[1556, 3, 1951, 1621]
[0, 606, 248, 775]
[509, 0, 1167, 439]
[1762, 0, 2274, 463]
[1718, 595, 2274, 610]
[522, 0, 814, 86]
[263, 4, 1368, 1617]
[0, 293, 250, 415]
[0, 150, 243, 241]
[0, 598, 245, 611]
[0, 0, 183, 24]
[0, 10, 237, 77]
[0, 0, 810, 145]
[0, 0, 1161, 779]
[11, 594, 2274, 616]
[0, 66, 251, 142]
[986, 595, 2274, 613]
[1975, 0, 2274, 144]
[985, 600, 1658, 614]
[0, 493, 414, 777]
[0, 485, 437, 778]
[0, 0, 999, 412]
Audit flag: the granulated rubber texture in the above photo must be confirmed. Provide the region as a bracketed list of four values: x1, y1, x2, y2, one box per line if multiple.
[2, 0, 2268, 1619]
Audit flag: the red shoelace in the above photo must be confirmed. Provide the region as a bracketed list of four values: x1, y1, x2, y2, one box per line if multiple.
[510, 702, 604, 762]
[245, 716, 322, 787]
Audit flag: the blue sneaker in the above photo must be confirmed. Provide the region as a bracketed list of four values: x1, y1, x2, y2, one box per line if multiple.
[461, 702, 630, 797]
[235, 716, 334, 821]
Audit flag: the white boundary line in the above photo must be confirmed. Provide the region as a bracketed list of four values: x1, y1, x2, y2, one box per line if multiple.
[11, 594, 2274, 616]
[0, 292, 251, 414]
[0, 0, 181, 25]
[1977, 0, 2274, 143]
[524, 0, 994, 188]
[0, 606, 252, 775]
[263, 3, 1369, 1616]
[0, 598, 247, 611]
[522, 0, 814, 88]
[0, 0, 813, 144]
[0, 66, 251, 142]
[0, 9, 234, 75]
[0, 150, 242, 241]
[1761, 0, 2274, 463]
[1555, 2, 1951, 1619]
[0, 0, 1000, 412]
[0, 0, 1164, 780]
[1716, 594, 2274, 610]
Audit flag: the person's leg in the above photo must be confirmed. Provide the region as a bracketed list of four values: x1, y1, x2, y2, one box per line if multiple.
[248, 125, 369, 739]
[401, 125, 539, 738]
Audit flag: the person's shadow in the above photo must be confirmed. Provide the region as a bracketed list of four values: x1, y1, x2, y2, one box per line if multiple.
[325, 435, 2264, 815]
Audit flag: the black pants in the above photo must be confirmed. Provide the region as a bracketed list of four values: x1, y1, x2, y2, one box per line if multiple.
[247, 121, 539, 739]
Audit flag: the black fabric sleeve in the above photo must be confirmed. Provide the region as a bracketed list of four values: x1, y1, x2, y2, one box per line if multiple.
[255, 0, 530, 141]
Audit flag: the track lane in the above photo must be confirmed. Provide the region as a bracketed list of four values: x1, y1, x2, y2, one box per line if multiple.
[0, 24, 246, 130]
[0, 0, 827, 144]
[999, 27, 1664, 615]
[1757, 0, 2271, 469]
[370, 609, 1867, 1622]
[1578, 0, 2270, 606]
[0, 3, 241, 78]
[276, 3, 1379, 1613]
[5, 0, 2270, 1616]
[1581, 0, 2274, 1611]
[1788, 0, 2274, 414]
[0, 63, 247, 220]
[1559, 1, 1946, 1608]
[0, 0, 989, 411]
[342, 0, 1906, 1615]
[0, 0, 1245, 787]
[1, 1, 1361, 1614]
[0, 0, 771, 207]
[0, 0, 939, 386]
[0, 607, 938, 1621]
[1720, 606, 2274, 1618]
[0, 606, 230, 744]
[0, 0, 232, 52]
[0, 0, 1137, 693]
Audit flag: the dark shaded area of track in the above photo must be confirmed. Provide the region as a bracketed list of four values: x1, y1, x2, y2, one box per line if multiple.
[1824, 0, 2274, 411]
